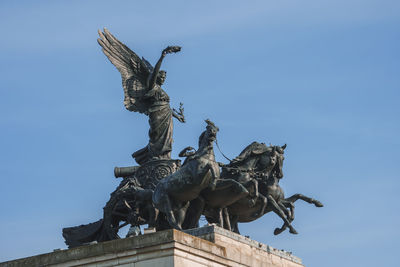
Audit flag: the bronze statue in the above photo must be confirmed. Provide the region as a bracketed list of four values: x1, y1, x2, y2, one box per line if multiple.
[152, 120, 221, 230]
[62, 29, 324, 248]
[97, 28, 185, 165]
[258, 145, 323, 235]
[206, 142, 323, 235]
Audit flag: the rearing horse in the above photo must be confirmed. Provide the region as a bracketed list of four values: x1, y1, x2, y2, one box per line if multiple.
[221, 142, 297, 234]
[226, 142, 323, 235]
[152, 120, 221, 230]
[259, 146, 323, 235]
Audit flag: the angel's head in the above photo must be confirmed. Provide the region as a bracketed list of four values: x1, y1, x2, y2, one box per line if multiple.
[157, 70, 167, 85]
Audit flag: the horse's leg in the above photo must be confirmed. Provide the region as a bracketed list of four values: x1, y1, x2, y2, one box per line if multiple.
[174, 201, 189, 230]
[281, 200, 295, 221]
[182, 197, 205, 229]
[223, 208, 231, 231]
[271, 201, 292, 235]
[278, 202, 292, 221]
[251, 195, 267, 218]
[166, 212, 180, 229]
[285, 194, 323, 207]
[274, 201, 293, 235]
[266, 195, 298, 235]
[230, 215, 240, 234]
[217, 208, 224, 228]
[138, 190, 159, 228]
[242, 179, 259, 207]
[206, 179, 249, 208]
[270, 200, 293, 236]
[153, 184, 181, 230]
[146, 204, 158, 228]
[207, 163, 219, 190]
[243, 179, 259, 198]
[162, 195, 181, 230]
[273, 222, 287, 236]
[253, 179, 259, 198]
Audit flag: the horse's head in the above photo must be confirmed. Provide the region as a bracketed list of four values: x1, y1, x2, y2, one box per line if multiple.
[268, 144, 286, 179]
[248, 143, 286, 179]
[198, 119, 219, 147]
[205, 119, 219, 142]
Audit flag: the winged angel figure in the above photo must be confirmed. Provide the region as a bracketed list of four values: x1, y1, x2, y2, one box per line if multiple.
[98, 29, 185, 165]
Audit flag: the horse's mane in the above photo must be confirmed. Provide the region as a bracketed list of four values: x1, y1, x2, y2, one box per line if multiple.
[229, 141, 269, 167]
[198, 131, 206, 147]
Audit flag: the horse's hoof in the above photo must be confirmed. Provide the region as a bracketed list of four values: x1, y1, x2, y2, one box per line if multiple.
[273, 228, 282, 235]
[174, 225, 182, 231]
[314, 201, 323, 207]
[289, 228, 298, 234]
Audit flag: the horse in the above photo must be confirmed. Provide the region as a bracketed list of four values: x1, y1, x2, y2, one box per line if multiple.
[204, 142, 274, 229]
[152, 119, 222, 230]
[258, 148, 323, 234]
[212, 142, 295, 234]
[226, 143, 323, 235]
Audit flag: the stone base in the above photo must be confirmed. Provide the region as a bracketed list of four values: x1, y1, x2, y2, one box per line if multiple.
[0, 225, 304, 267]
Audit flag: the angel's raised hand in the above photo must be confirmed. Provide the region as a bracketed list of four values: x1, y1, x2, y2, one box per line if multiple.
[163, 46, 181, 55]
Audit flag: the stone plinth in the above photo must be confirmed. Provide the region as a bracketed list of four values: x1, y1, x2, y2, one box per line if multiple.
[0, 225, 304, 267]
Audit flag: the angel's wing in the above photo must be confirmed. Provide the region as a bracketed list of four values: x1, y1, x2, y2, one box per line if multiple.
[97, 28, 152, 114]
[141, 57, 154, 73]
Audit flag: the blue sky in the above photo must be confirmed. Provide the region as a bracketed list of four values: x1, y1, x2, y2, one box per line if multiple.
[0, 1, 399, 266]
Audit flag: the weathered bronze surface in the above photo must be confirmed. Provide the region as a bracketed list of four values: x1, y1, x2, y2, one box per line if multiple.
[62, 28, 323, 248]
[98, 28, 184, 165]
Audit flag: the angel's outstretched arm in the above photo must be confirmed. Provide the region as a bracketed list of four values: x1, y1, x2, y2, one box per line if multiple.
[147, 50, 166, 89]
[147, 46, 181, 90]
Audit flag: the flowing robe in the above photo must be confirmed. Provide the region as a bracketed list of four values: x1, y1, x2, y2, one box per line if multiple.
[132, 85, 173, 165]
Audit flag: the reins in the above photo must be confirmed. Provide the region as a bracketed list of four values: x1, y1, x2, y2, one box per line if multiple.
[215, 137, 232, 163]
[191, 136, 273, 180]
[221, 165, 268, 180]
[215, 137, 272, 180]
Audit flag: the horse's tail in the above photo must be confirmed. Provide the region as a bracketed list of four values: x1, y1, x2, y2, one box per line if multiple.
[62, 219, 105, 248]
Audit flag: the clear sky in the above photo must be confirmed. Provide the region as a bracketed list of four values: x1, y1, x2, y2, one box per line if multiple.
[0, 1, 399, 266]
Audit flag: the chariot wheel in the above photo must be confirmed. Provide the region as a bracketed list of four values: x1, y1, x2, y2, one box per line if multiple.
[102, 186, 139, 240]
[102, 159, 181, 240]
